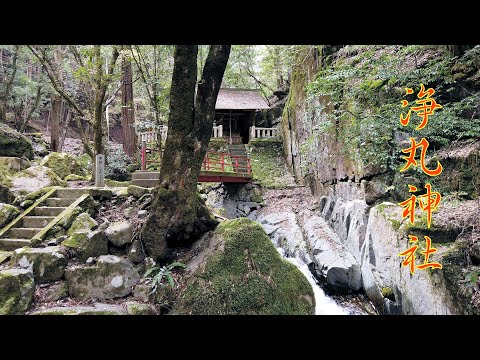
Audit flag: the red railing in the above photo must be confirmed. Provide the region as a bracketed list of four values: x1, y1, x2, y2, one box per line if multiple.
[201, 151, 251, 176]
[141, 143, 250, 177]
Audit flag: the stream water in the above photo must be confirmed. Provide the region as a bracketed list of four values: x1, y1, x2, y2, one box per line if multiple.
[275, 247, 375, 315]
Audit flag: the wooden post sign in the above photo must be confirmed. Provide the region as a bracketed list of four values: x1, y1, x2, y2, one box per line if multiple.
[95, 154, 105, 188]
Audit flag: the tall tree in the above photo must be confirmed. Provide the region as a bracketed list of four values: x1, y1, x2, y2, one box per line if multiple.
[0, 46, 19, 123]
[141, 45, 231, 260]
[121, 51, 136, 158]
[29, 45, 119, 179]
[50, 95, 61, 151]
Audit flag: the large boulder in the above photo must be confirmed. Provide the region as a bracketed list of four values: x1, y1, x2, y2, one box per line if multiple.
[0, 268, 35, 315]
[172, 218, 315, 315]
[11, 246, 68, 284]
[105, 221, 133, 247]
[40, 152, 86, 180]
[62, 229, 108, 262]
[10, 165, 66, 198]
[0, 123, 33, 159]
[65, 255, 140, 300]
[302, 214, 362, 291]
[0, 203, 20, 228]
[67, 213, 97, 236]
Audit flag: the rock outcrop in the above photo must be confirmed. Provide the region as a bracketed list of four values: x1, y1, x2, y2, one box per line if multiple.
[65, 255, 140, 300]
[172, 218, 314, 315]
[0, 123, 33, 159]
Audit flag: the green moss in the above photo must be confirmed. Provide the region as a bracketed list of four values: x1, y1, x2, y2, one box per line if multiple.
[67, 213, 97, 235]
[41, 152, 86, 180]
[25, 186, 55, 202]
[62, 232, 85, 248]
[381, 287, 395, 301]
[401, 213, 461, 243]
[172, 218, 315, 315]
[247, 140, 291, 189]
[208, 138, 228, 152]
[106, 179, 131, 187]
[65, 174, 90, 181]
[251, 194, 263, 203]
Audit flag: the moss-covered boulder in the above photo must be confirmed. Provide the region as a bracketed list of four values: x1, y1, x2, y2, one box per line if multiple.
[0, 123, 33, 159]
[40, 152, 86, 180]
[172, 218, 315, 315]
[62, 229, 108, 262]
[11, 246, 68, 284]
[0, 268, 35, 315]
[65, 255, 140, 300]
[0, 203, 19, 227]
[67, 213, 98, 236]
[10, 165, 66, 198]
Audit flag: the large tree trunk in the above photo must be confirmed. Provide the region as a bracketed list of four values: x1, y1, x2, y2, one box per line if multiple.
[141, 45, 231, 260]
[121, 56, 137, 158]
[50, 95, 61, 151]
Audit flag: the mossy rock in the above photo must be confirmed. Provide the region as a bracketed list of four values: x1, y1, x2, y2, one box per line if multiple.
[41, 152, 86, 180]
[11, 246, 68, 284]
[67, 213, 98, 236]
[172, 218, 315, 315]
[106, 179, 131, 187]
[62, 229, 108, 262]
[65, 174, 90, 181]
[0, 123, 33, 159]
[0, 268, 35, 315]
[0, 203, 20, 228]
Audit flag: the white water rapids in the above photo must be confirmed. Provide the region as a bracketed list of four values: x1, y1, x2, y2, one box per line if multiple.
[276, 247, 350, 315]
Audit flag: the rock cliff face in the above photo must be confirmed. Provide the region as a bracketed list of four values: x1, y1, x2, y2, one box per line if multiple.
[281, 45, 480, 314]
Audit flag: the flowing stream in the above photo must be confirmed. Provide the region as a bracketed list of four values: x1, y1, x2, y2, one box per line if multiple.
[276, 247, 374, 315]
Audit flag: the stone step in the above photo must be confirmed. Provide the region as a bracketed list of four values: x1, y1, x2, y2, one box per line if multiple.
[132, 171, 160, 180]
[34, 207, 66, 216]
[45, 198, 75, 207]
[6, 228, 42, 239]
[131, 179, 157, 188]
[22, 216, 56, 228]
[55, 188, 89, 199]
[0, 239, 31, 251]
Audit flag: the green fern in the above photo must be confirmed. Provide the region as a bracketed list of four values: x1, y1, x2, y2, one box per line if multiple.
[144, 261, 186, 294]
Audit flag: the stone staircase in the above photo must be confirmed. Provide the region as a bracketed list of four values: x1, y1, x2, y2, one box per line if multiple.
[0, 188, 89, 251]
[227, 144, 249, 174]
[131, 171, 159, 188]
